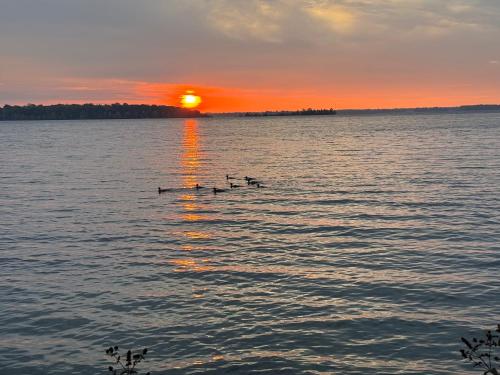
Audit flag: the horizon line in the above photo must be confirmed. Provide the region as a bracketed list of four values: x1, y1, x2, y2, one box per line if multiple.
[2, 102, 500, 114]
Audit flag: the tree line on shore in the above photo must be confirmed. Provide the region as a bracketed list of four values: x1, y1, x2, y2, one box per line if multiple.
[243, 108, 337, 117]
[0, 103, 205, 121]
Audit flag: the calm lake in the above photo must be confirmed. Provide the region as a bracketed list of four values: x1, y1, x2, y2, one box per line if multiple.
[1, 113, 500, 374]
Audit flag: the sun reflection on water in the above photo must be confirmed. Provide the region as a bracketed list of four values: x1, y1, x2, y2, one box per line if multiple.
[170, 258, 212, 272]
[171, 119, 213, 273]
[179, 119, 205, 223]
[181, 119, 202, 175]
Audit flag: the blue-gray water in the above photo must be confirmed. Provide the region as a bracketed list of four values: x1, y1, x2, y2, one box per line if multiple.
[1, 113, 500, 374]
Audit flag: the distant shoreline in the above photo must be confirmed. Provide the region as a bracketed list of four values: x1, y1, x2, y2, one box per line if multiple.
[0, 103, 205, 121]
[212, 104, 500, 117]
[1, 103, 500, 121]
[336, 104, 500, 116]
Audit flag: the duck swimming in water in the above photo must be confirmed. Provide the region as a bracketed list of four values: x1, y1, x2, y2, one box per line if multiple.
[195, 183, 205, 190]
[158, 187, 168, 194]
[244, 176, 255, 181]
[248, 180, 260, 185]
[230, 183, 241, 188]
[256, 183, 266, 188]
[226, 174, 237, 180]
[213, 187, 227, 194]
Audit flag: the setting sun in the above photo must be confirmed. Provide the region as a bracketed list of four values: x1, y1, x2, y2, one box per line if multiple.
[180, 91, 202, 109]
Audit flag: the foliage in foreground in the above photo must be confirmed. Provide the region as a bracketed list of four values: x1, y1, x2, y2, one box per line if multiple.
[103, 326, 500, 374]
[461, 325, 500, 374]
[105, 346, 150, 375]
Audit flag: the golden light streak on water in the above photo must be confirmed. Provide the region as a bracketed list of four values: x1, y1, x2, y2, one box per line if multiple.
[174, 119, 213, 272]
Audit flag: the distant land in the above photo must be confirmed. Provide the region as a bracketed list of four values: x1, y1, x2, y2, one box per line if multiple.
[241, 108, 337, 117]
[0, 103, 205, 121]
[214, 104, 500, 117]
[1, 103, 500, 121]
[336, 104, 500, 116]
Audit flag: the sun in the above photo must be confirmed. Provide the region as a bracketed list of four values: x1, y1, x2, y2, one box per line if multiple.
[180, 91, 202, 109]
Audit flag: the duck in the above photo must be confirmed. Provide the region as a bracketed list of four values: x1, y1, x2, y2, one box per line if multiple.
[158, 187, 168, 194]
[195, 183, 205, 190]
[244, 176, 256, 182]
[226, 174, 237, 180]
[248, 180, 260, 185]
[213, 187, 227, 194]
[230, 183, 241, 188]
[256, 183, 266, 188]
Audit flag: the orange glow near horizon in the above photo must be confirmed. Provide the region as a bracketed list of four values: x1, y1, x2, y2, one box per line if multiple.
[180, 90, 202, 109]
[140, 82, 500, 113]
[38, 79, 500, 113]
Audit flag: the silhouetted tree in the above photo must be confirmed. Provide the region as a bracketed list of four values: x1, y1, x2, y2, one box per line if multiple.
[243, 108, 336, 117]
[0, 103, 206, 121]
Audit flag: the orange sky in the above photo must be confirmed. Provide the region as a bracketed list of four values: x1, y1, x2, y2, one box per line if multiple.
[147, 83, 500, 112]
[13, 76, 498, 113]
[1, 1, 499, 111]
[28, 79, 498, 112]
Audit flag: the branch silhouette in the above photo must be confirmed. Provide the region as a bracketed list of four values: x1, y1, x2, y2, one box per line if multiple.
[460, 325, 500, 374]
[105, 346, 150, 375]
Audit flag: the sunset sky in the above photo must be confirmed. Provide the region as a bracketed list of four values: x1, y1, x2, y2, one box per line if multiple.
[1, 0, 499, 111]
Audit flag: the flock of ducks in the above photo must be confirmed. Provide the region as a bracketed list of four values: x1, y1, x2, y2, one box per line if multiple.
[158, 175, 267, 195]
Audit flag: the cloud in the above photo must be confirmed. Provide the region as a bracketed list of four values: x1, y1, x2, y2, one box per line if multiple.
[205, 0, 286, 42]
[305, 3, 355, 34]
[196, 0, 500, 44]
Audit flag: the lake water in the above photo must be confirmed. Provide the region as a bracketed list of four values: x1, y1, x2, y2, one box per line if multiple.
[1, 113, 500, 374]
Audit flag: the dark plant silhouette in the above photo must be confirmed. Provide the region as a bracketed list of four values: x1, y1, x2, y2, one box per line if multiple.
[105, 346, 150, 375]
[460, 325, 500, 374]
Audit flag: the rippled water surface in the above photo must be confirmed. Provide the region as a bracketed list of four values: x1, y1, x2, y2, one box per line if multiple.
[1, 113, 500, 374]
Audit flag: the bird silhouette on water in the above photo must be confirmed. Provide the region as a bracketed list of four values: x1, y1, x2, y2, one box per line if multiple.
[159, 173, 267, 196]
[213, 187, 227, 194]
